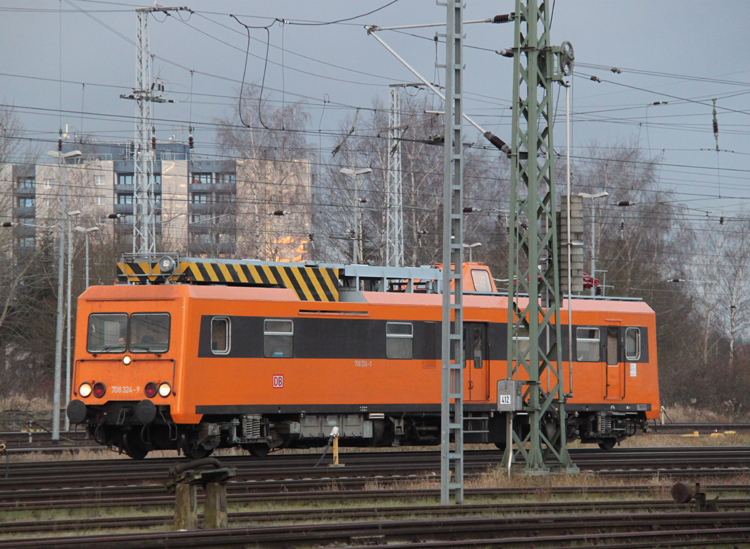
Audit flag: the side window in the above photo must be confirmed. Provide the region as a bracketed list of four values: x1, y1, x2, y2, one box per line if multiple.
[625, 328, 641, 361]
[264, 319, 293, 358]
[512, 325, 529, 360]
[471, 269, 493, 292]
[386, 322, 413, 359]
[211, 317, 230, 354]
[576, 327, 600, 362]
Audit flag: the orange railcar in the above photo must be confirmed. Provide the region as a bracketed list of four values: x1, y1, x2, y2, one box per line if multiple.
[67, 259, 659, 459]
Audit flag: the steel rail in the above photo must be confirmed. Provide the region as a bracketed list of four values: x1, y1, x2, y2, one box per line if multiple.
[7, 498, 750, 535]
[3, 482, 749, 512]
[1, 511, 750, 548]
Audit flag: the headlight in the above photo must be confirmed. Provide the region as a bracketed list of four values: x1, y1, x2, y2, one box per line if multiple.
[158, 382, 171, 398]
[144, 382, 157, 398]
[123, 355, 131, 365]
[93, 382, 106, 398]
[79, 382, 92, 398]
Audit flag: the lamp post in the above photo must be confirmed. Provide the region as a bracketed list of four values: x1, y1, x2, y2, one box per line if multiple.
[74, 226, 99, 288]
[46, 148, 82, 443]
[578, 192, 609, 297]
[340, 168, 372, 264]
[463, 242, 481, 262]
[64, 210, 81, 432]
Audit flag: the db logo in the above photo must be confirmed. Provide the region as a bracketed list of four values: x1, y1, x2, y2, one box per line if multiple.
[272, 375, 284, 388]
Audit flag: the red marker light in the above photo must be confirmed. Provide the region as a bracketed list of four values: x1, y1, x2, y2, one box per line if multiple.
[144, 382, 157, 398]
[93, 382, 106, 398]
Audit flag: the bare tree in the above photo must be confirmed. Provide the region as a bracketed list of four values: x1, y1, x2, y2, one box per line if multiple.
[216, 85, 312, 261]
[316, 93, 508, 267]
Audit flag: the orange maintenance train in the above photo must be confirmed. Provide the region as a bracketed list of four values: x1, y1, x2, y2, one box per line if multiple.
[67, 255, 660, 459]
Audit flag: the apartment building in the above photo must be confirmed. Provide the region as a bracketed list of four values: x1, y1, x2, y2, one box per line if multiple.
[0, 142, 312, 261]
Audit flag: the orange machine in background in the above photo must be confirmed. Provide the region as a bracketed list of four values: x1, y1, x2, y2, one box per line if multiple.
[67, 258, 659, 459]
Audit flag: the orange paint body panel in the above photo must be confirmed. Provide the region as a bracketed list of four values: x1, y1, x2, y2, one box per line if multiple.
[73, 284, 660, 424]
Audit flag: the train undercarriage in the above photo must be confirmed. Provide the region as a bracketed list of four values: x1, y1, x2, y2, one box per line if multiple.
[69, 399, 649, 459]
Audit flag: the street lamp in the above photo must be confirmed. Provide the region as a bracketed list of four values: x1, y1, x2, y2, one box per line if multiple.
[74, 226, 99, 288]
[46, 148, 82, 443]
[340, 168, 372, 264]
[578, 191, 609, 297]
[463, 242, 481, 262]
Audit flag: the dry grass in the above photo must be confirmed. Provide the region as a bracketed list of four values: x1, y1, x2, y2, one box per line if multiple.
[663, 402, 750, 423]
[0, 395, 53, 413]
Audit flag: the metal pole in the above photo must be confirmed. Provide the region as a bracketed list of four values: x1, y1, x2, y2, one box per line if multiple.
[85, 232, 90, 289]
[591, 205, 596, 297]
[65, 214, 73, 432]
[353, 175, 358, 263]
[357, 196, 365, 263]
[52, 156, 65, 444]
[440, 0, 464, 505]
[566, 83, 573, 396]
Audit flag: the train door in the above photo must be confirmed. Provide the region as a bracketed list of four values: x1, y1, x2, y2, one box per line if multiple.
[605, 325, 623, 399]
[464, 323, 489, 401]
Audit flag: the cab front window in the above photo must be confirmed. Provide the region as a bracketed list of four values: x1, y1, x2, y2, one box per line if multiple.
[129, 313, 170, 353]
[87, 313, 128, 353]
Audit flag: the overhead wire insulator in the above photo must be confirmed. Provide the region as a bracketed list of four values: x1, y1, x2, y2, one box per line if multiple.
[496, 48, 514, 58]
[712, 98, 719, 152]
[483, 131, 511, 154]
[493, 13, 513, 23]
[590, 76, 601, 83]
[720, 216, 724, 225]
[188, 135, 194, 150]
[152, 136, 157, 150]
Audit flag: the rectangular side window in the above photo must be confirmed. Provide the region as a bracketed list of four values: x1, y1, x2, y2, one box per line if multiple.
[211, 317, 230, 354]
[129, 313, 170, 353]
[386, 322, 413, 359]
[512, 325, 530, 360]
[264, 319, 293, 358]
[625, 328, 641, 361]
[470, 269, 493, 292]
[576, 327, 600, 362]
[87, 313, 128, 353]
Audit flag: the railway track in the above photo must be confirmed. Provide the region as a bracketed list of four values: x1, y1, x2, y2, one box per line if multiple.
[1, 421, 748, 454]
[3, 445, 750, 547]
[1, 446, 750, 512]
[5, 496, 750, 536]
[2, 510, 750, 548]
[3, 446, 750, 488]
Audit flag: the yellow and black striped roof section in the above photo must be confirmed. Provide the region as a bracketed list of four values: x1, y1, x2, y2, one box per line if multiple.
[116, 261, 340, 302]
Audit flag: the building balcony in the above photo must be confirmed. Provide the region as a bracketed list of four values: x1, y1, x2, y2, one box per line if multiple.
[189, 183, 213, 192]
[188, 242, 235, 256]
[113, 183, 135, 193]
[114, 203, 134, 214]
[14, 187, 35, 197]
[213, 183, 236, 194]
[188, 203, 211, 214]
[13, 206, 35, 218]
[13, 245, 36, 257]
[13, 225, 35, 237]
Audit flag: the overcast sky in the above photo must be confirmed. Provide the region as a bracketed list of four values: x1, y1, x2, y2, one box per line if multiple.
[2, 1, 749, 217]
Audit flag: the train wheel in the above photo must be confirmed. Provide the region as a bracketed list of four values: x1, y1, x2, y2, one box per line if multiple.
[123, 432, 149, 460]
[185, 446, 214, 459]
[598, 439, 616, 451]
[246, 443, 270, 458]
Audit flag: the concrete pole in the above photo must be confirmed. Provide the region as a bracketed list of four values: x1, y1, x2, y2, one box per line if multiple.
[590, 205, 596, 297]
[65, 214, 73, 432]
[353, 177, 358, 264]
[52, 159, 65, 444]
[85, 232, 90, 289]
